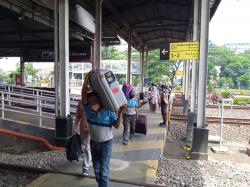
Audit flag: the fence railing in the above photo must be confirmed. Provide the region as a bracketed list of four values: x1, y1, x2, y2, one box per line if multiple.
[0, 85, 80, 127]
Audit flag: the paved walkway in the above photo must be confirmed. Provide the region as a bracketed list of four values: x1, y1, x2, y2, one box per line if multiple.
[28, 105, 166, 187]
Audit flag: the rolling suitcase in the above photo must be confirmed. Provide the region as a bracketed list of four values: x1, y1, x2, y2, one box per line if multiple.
[89, 69, 127, 111]
[135, 115, 147, 135]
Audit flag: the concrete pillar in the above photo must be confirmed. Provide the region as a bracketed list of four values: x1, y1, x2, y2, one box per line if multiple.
[140, 47, 145, 93]
[182, 61, 186, 95]
[91, 40, 95, 70]
[192, 0, 210, 160]
[20, 58, 25, 86]
[185, 60, 190, 100]
[55, 0, 72, 146]
[54, 0, 59, 116]
[145, 50, 149, 78]
[127, 31, 132, 84]
[191, 0, 200, 112]
[59, 0, 70, 117]
[197, 0, 210, 128]
[95, 0, 102, 69]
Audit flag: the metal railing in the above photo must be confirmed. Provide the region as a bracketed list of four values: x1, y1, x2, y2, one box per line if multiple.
[0, 91, 54, 127]
[0, 84, 148, 127]
[0, 84, 80, 127]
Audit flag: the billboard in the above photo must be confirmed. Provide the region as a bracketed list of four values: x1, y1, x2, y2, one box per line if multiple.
[23, 46, 91, 62]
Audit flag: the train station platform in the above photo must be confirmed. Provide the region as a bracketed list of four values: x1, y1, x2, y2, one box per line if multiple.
[28, 105, 166, 187]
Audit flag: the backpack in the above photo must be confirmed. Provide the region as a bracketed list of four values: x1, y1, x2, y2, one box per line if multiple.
[122, 83, 132, 98]
[65, 134, 82, 162]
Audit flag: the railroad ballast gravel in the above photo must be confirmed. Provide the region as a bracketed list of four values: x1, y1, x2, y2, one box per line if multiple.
[156, 157, 250, 187]
[0, 150, 65, 187]
[169, 122, 250, 143]
[0, 170, 38, 187]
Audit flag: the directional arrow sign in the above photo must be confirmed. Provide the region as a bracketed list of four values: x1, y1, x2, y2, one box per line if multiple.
[160, 43, 170, 60]
[162, 48, 168, 55]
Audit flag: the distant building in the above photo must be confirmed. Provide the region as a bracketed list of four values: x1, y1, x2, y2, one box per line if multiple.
[224, 43, 250, 53]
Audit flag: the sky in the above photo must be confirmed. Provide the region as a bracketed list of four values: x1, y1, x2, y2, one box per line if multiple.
[1, 0, 250, 71]
[209, 0, 250, 45]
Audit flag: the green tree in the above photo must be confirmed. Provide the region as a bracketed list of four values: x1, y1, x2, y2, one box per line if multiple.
[208, 44, 250, 88]
[0, 69, 9, 83]
[102, 46, 126, 60]
[147, 49, 181, 85]
[8, 63, 38, 85]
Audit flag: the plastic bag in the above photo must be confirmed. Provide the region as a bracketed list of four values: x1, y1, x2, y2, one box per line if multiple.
[65, 134, 82, 162]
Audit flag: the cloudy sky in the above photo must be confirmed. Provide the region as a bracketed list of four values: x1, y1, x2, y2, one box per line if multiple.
[1, 0, 250, 71]
[209, 0, 250, 45]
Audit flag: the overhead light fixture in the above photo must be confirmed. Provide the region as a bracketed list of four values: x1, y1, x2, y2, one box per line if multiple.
[18, 13, 25, 20]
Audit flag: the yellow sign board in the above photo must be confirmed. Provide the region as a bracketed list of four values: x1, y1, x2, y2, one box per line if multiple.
[175, 70, 184, 76]
[170, 42, 199, 60]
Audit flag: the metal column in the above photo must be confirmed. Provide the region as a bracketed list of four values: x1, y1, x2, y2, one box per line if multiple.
[191, 0, 199, 112]
[55, 0, 73, 146]
[197, 0, 210, 128]
[145, 50, 149, 78]
[185, 60, 190, 100]
[20, 58, 25, 86]
[140, 47, 145, 93]
[54, 0, 59, 116]
[127, 31, 132, 84]
[182, 61, 186, 94]
[91, 40, 95, 70]
[95, 0, 102, 69]
[59, 0, 70, 117]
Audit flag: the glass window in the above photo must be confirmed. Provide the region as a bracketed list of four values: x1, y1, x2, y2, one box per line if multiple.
[73, 64, 83, 72]
[74, 73, 82, 80]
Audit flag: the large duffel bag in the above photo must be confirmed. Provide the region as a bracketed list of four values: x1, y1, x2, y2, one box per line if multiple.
[89, 69, 127, 111]
[135, 115, 147, 135]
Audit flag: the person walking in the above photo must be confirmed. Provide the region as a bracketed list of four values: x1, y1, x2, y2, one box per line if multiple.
[122, 89, 139, 145]
[148, 84, 159, 112]
[73, 99, 91, 176]
[73, 75, 93, 176]
[159, 85, 170, 127]
[81, 72, 124, 187]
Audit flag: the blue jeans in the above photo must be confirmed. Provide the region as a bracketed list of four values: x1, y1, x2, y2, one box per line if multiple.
[90, 139, 112, 187]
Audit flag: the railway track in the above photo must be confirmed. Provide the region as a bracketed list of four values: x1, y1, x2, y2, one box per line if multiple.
[173, 103, 250, 110]
[171, 114, 250, 125]
[0, 163, 163, 187]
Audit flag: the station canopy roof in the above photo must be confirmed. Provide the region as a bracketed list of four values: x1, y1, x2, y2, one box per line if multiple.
[81, 0, 221, 50]
[0, 0, 221, 57]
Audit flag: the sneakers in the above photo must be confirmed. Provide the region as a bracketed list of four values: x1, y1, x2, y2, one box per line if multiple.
[123, 141, 128, 145]
[159, 123, 166, 127]
[81, 168, 89, 176]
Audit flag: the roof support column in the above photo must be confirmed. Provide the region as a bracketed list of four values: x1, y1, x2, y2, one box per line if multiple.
[95, 0, 103, 69]
[20, 57, 25, 86]
[191, 0, 210, 160]
[145, 49, 149, 78]
[54, 0, 59, 116]
[191, 0, 200, 112]
[127, 31, 132, 84]
[140, 47, 145, 93]
[55, 0, 72, 146]
[59, 0, 70, 117]
[185, 60, 190, 100]
[197, 0, 210, 128]
[182, 61, 186, 95]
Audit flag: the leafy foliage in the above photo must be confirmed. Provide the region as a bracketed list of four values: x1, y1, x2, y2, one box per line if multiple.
[233, 97, 250, 105]
[208, 44, 250, 89]
[220, 89, 231, 99]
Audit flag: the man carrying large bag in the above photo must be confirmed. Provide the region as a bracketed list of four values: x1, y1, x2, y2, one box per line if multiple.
[80, 71, 125, 187]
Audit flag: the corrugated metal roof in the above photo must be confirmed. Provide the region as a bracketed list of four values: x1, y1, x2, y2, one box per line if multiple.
[82, 0, 221, 50]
